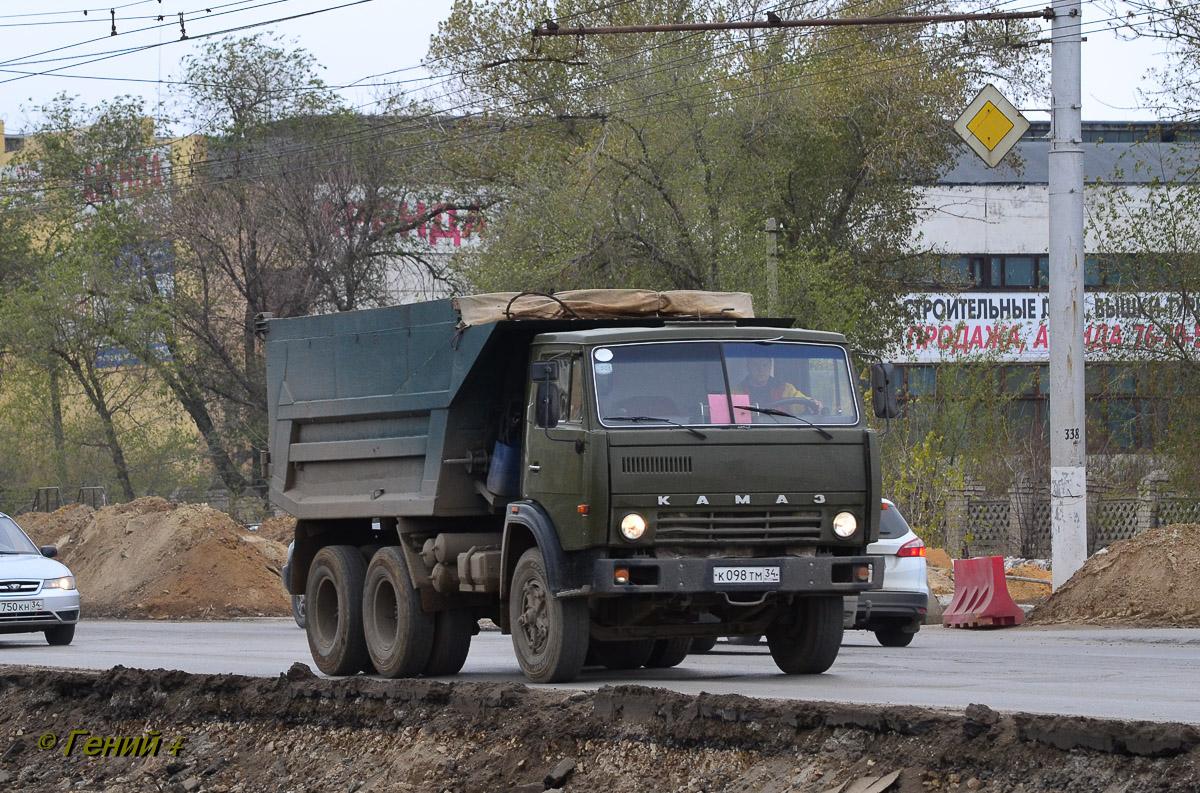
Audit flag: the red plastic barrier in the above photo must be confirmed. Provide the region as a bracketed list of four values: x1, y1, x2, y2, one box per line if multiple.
[941, 555, 1025, 628]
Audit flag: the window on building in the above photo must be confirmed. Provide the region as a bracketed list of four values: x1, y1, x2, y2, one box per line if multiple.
[1001, 256, 1036, 287]
[1088, 398, 1150, 450]
[1004, 365, 1046, 396]
[903, 365, 938, 397]
[943, 255, 1051, 289]
[1084, 255, 1138, 288]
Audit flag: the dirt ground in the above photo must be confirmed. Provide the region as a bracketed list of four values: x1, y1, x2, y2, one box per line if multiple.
[1, 666, 1198, 793]
[17, 499, 289, 619]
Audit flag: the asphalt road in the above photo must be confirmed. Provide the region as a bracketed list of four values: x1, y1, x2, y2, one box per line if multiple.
[2, 620, 1198, 724]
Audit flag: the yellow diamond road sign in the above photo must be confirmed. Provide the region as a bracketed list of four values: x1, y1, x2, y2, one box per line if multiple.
[954, 84, 1029, 168]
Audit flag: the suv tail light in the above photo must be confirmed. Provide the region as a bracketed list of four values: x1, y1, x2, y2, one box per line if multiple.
[896, 538, 926, 558]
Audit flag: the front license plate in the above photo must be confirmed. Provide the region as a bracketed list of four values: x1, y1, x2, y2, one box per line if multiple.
[0, 599, 42, 614]
[713, 566, 780, 584]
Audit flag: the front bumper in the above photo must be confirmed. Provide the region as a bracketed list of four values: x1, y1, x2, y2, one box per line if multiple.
[0, 590, 81, 634]
[849, 590, 927, 630]
[590, 555, 882, 595]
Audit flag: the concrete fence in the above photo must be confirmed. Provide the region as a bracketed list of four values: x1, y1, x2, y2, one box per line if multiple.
[941, 474, 1200, 558]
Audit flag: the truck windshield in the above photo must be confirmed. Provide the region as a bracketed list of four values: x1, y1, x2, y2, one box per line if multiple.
[593, 341, 859, 428]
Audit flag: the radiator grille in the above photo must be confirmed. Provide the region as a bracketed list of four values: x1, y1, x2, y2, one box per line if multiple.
[655, 509, 823, 545]
[621, 456, 693, 475]
[0, 611, 54, 624]
[0, 580, 39, 594]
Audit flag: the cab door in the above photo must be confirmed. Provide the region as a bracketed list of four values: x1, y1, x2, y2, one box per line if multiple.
[523, 349, 591, 547]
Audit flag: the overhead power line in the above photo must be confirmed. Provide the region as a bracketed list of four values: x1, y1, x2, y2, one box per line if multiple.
[532, 8, 1055, 38]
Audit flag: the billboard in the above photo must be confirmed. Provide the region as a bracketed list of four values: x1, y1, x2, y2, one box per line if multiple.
[898, 291, 1200, 363]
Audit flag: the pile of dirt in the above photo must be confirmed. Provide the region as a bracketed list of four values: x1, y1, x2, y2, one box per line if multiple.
[926, 548, 955, 596]
[927, 548, 954, 569]
[1004, 562, 1053, 602]
[252, 514, 296, 545]
[16, 498, 289, 619]
[1, 667, 1198, 793]
[1030, 523, 1200, 626]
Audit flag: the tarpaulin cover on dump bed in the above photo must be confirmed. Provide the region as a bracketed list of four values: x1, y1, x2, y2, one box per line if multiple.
[451, 289, 755, 328]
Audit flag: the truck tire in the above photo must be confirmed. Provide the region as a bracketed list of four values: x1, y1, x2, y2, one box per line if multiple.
[644, 637, 692, 668]
[291, 594, 307, 629]
[307, 545, 371, 676]
[509, 547, 588, 683]
[590, 638, 655, 670]
[874, 627, 915, 647]
[362, 547, 434, 678]
[423, 609, 474, 676]
[689, 636, 718, 654]
[766, 596, 844, 675]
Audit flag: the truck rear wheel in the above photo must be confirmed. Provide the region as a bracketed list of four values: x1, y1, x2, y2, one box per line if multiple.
[509, 548, 588, 683]
[307, 545, 371, 675]
[363, 547, 434, 678]
[644, 637, 692, 668]
[423, 609, 474, 676]
[766, 595, 844, 675]
[590, 638, 654, 670]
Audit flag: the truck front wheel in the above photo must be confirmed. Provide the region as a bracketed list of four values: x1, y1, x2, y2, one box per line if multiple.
[766, 595, 844, 675]
[363, 547, 434, 678]
[509, 548, 588, 683]
[306, 545, 371, 675]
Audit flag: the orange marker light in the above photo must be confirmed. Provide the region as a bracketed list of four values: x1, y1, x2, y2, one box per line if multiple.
[614, 568, 629, 584]
[577, 504, 589, 515]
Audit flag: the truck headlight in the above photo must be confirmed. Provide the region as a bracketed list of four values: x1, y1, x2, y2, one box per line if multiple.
[832, 512, 858, 539]
[619, 513, 647, 541]
[43, 576, 76, 590]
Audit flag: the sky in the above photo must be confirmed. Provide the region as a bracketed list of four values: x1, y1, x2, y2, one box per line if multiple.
[0, 0, 1180, 137]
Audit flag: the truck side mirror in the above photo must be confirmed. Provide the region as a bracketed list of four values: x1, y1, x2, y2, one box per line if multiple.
[535, 382, 561, 428]
[530, 360, 559, 382]
[871, 363, 900, 419]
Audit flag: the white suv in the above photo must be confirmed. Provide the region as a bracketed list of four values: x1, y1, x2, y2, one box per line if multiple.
[845, 499, 930, 646]
[0, 512, 80, 645]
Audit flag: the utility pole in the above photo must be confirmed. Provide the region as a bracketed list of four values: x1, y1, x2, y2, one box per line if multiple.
[1048, 0, 1087, 588]
[765, 217, 779, 316]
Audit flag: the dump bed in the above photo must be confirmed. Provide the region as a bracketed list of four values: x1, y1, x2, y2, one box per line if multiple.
[263, 290, 770, 520]
[265, 299, 497, 519]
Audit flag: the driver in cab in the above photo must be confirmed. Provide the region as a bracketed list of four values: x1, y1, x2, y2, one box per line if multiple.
[736, 357, 823, 415]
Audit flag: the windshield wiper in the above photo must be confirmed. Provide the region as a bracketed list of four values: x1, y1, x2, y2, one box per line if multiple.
[603, 415, 707, 440]
[733, 405, 833, 440]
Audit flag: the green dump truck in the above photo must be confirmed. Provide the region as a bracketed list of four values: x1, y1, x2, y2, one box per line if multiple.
[264, 290, 895, 683]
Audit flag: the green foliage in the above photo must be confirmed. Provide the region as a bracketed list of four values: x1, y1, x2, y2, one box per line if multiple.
[884, 428, 964, 546]
[432, 0, 1043, 354]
